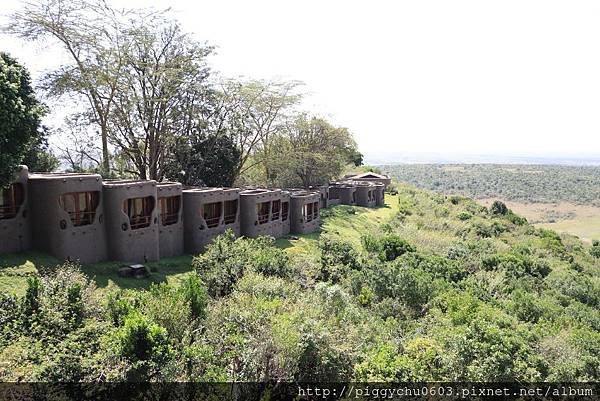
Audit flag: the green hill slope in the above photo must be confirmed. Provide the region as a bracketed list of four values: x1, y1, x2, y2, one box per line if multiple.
[1, 183, 599, 382]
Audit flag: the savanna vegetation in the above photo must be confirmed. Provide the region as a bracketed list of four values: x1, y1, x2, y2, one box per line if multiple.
[1, 186, 599, 382]
[385, 164, 600, 206]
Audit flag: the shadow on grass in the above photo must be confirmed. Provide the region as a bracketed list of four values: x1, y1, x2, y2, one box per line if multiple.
[0, 250, 195, 291]
[0, 251, 61, 271]
[81, 255, 195, 290]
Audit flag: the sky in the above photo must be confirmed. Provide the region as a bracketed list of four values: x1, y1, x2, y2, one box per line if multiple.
[2, 0, 600, 160]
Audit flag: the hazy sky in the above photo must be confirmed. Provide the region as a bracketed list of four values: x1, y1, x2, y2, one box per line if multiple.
[2, 0, 600, 157]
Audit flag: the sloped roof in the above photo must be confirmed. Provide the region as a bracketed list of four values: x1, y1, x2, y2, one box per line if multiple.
[351, 172, 389, 179]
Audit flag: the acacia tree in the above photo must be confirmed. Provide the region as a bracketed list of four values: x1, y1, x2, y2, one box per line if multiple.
[107, 19, 214, 180]
[219, 79, 302, 183]
[5, 0, 131, 175]
[0, 52, 47, 186]
[269, 114, 361, 188]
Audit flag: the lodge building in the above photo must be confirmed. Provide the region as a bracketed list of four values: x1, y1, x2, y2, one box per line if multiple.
[0, 167, 388, 263]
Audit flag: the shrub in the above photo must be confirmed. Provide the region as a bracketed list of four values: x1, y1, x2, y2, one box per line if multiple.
[179, 274, 208, 320]
[457, 211, 472, 221]
[482, 253, 551, 280]
[249, 246, 292, 278]
[378, 235, 415, 262]
[589, 242, 600, 259]
[112, 311, 172, 380]
[490, 200, 509, 215]
[193, 230, 247, 297]
[318, 238, 361, 282]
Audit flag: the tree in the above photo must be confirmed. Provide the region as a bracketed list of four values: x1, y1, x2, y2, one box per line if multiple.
[163, 132, 241, 187]
[0, 52, 46, 186]
[6, 0, 128, 175]
[219, 79, 302, 183]
[490, 200, 509, 216]
[268, 114, 360, 188]
[21, 126, 60, 172]
[108, 19, 214, 180]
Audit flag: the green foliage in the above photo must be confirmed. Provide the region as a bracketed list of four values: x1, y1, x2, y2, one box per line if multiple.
[318, 238, 361, 282]
[0, 52, 46, 186]
[164, 131, 241, 187]
[193, 230, 294, 297]
[265, 114, 361, 188]
[589, 242, 600, 258]
[378, 235, 415, 262]
[482, 253, 551, 280]
[179, 274, 208, 320]
[385, 164, 600, 206]
[20, 126, 59, 172]
[490, 200, 509, 215]
[457, 211, 472, 221]
[111, 311, 172, 379]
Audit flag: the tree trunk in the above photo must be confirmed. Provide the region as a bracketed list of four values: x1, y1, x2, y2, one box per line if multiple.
[101, 124, 110, 175]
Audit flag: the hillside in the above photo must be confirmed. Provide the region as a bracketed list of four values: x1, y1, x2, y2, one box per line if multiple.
[385, 164, 600, 243]
[1, 184, 599, 382]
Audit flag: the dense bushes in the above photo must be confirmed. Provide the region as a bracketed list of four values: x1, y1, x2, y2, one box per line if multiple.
[193, 230, 293, 297]
[1, 183, 600, 383]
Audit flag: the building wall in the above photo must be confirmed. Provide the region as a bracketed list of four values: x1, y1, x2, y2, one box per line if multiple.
[239, 189, 284, 238]
[157, 182, 184, 258]
[374, 184, 385, 206]
[310, 185, 329, 209]
[355, 184, 377, 207]
[103, 180, 159, 263]
[330, 185, 356, 206]
[0, 166, 31, 254]
[1, 168, 386, 263]
[28, 172, 107, 263]
[278, 191, 291, 237]
[290, 191, 320, 234]
[183, 188, 241, 254]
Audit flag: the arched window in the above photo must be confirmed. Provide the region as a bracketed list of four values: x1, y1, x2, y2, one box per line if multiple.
[0, 183, 24, 220]
[272, 200, 281, 221]
[159, 196, 181, 226]
[257, 201, 270, 224]
[59, 191, 100, 226]
[123, 196, 155, 229]
[202, 202, 222, 228]
[281, 202, 289, 222]
[223, 200, 238, 225]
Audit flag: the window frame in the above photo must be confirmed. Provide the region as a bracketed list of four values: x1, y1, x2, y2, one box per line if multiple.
[59, 191, 100, 227]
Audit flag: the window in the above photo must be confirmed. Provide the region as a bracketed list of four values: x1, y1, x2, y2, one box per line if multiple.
[352, 192, 356, 204]
[0, 183, 24, 220]
[281, 201, 289, 222]
[304, 203, 314, 222]
[257, 201, 270, 224]
[272, 200, 281, 221]
[224, 200, 238, 225]
[60, 191, 100, 226]
[202, 202, 222, 228]
[123, 196, 154, 230]
[159, 195, 180, 226]
[329, 190, 339, 200]
[368, 190, 373, 202]
[312, 202, 319, 219]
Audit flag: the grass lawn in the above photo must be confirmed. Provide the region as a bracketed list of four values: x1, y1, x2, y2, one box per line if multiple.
[0, 251, 194, 296]
[275, 194, 399, 255]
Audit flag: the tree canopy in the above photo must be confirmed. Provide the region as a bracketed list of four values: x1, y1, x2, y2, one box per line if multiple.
[0, 52, 47, 186]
